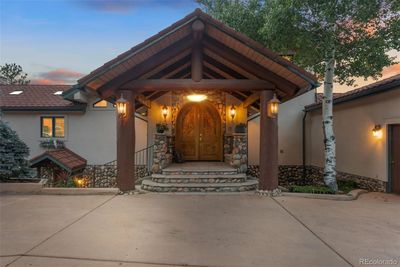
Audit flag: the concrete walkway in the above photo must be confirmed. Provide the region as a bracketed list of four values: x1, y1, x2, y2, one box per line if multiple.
[0, 193, 399, 267]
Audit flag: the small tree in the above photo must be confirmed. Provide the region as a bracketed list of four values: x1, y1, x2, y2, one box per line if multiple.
[200, 0, 400, 191]
[0, 63, 30, 85]
[0, 120, 32, 180]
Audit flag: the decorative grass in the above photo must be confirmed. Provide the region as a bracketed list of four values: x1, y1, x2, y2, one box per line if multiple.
[289, 185, 335, 194]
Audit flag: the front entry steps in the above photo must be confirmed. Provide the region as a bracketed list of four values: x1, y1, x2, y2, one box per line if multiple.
[141, 162, 258, 193]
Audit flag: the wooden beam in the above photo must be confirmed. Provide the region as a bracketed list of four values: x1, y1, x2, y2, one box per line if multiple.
[99, 36, 192, 98]
[162, 62, 191, 79]
[169, 66, 191, 79]
[135, 94, 151, 108]
[203, 61, 234, 79]
[203, 66, 225, 79]
[117, 90, 136, 191]
[191, 20, 204, 82]
[259, 90, 278, 190]
[203, 36, 298, 95]
[122, 79, 274, 92]
[203, 54, 246, 79]
[138, 49, 191, 80]
[242, 92, 260, 108]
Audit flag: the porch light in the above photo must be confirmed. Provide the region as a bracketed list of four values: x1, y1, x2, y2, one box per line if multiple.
[116, 93, 128, 118]
[268, 93, 280, 118]
[162, 105, 168, 122]
[187, 94, 207, 102]
[230, 105, 236, 120]
[372, 125, 383, 139]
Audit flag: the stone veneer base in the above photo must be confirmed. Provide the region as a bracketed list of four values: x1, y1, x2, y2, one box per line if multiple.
[247, 165, 387, 192]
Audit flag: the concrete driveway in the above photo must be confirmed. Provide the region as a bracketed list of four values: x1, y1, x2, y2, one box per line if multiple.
[0, 193, 399, 267]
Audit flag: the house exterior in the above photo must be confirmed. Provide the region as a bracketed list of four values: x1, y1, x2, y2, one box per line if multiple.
[1, 9, 398, 193]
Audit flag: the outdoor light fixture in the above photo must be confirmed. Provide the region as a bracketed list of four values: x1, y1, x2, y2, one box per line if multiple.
[372, 125, 383, 139]
[162, 105, 168, 122]
[268, 93, 280, 118]
[187, 94, 207, 102]
[116, 93, 128, 118]
[230, 105, 236, 120]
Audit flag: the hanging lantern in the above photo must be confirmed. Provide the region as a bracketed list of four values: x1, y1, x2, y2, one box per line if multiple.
[230, 105, 236, 120]
[268, 93, 280, 117]
[162, 105, 168, 122]
[116, 93, 128, 118]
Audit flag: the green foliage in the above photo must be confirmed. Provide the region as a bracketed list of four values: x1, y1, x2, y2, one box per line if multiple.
[337, 179, 358, 193]
[289, 185, 335, 194]
[0, 120, 32, 180]
[0, 63, 30, 85]
[199, 0, 400, 85]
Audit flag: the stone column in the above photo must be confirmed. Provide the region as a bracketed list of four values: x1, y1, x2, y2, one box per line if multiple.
[116, 90, 136, 191]
[259, 90, 278, 190]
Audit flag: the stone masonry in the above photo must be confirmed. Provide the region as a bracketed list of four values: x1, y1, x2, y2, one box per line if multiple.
[151, 133, 173, 174]
[224, 133, 247, 173]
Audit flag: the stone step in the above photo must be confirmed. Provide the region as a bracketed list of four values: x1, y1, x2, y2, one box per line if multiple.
[162, 169, 238, 175]
[141, 180, 258, 193]
[152, 173, 247, 184]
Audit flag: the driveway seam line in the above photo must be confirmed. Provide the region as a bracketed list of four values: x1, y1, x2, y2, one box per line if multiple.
[271, 197, 354, 267]
[18, 254, 218, 267]
[5, 195, 117, 267]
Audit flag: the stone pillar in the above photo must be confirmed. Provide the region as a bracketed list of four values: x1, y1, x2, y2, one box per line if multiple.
[151, 134, 173, 174]
[259, 90, 278, 190]
[229, 133, 248, 173]
[116, 90, 136, 191]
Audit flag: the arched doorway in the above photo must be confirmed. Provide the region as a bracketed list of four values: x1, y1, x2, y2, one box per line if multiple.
[175, 102, 222, 161]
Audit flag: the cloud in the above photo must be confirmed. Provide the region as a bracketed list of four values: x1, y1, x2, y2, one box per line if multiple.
[31, 68, 85, 85]
[74, 0, 195, 13]
[382, 63, 400, 77]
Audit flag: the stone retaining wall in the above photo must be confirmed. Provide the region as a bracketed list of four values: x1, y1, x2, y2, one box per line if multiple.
[247, 165, 386, 192]
[224, 133, 247, 173]
[151, 134, 173, 174]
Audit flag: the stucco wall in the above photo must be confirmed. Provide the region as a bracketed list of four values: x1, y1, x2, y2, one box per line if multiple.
[1, 97, 148, 165]
[307, 88, 400, 182]
[248, 90, 316, 165]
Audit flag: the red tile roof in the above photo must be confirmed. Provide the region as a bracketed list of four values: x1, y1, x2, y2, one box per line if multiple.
[30, 148, 87, 173]
[307, 74, 400, 110]
[0, 85, 86, 111]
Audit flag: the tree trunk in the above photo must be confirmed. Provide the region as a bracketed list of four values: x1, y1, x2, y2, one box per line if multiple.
[322, 56, 338, 191]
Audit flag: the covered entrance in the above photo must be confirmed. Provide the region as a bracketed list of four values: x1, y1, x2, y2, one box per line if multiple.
[176, 102, 222, 161]
[73, 9, 318, 192]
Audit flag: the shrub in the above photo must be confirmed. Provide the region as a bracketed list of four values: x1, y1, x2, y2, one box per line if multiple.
[0, 120, 32, 180]
[289, 185, 335, 194]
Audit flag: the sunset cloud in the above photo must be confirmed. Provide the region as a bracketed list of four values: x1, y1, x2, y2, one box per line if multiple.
[74, 0, 193, 13]
[382, 63, 400, 77]
[31, 68, 85, 85]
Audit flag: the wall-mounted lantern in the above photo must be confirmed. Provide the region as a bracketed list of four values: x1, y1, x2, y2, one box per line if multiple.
[230, 105, 236, 121]
[372, 125, 383, 139]
[162, 105, 168, 122]
[268, 93, 280, 118]
[116, 93, 128, 118]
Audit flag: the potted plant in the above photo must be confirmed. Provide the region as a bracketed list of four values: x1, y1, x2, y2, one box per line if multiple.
[156, 123, 169, 134]
[234, 123, 247, 133]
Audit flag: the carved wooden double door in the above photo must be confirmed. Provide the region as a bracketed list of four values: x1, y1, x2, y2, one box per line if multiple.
[176, 102, 222, 161]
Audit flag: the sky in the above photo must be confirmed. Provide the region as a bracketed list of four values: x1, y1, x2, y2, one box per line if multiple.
[0, 0, 399, 92]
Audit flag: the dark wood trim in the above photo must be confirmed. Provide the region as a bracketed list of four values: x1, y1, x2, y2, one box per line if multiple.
[203, 36, 298, 95]
[242, 92, 260, 108]
[259, 90, 278, 190]
[99, 36, 192, 98]
[191, 20, 204, 82]
[116, 90, 136, 191]
[122, 79, 274, 92]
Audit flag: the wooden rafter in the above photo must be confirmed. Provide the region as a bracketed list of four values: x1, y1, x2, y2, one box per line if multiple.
[203, 54, 246, 79]
[149, 55, 191, 79]
[122, 79, 274, 92]
[242, 92, 260, 108]
[203, 62, 234, 79]
[203, 36, 298, 95]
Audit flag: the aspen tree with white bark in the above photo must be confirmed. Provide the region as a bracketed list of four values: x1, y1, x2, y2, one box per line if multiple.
[200, 0, 399, 191]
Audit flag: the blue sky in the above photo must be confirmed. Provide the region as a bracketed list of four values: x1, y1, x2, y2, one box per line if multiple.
[0, 0, 199, 84]
[1, 0, 398, 90]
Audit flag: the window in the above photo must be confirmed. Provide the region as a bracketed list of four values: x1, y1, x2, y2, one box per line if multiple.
[54, 91, 63, 95]
[93, 100, 108, 108]
[41, 117, 65, 138]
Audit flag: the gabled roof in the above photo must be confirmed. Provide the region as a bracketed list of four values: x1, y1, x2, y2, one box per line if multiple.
[30, 148, 87, 173]
[306, 74, 400, 111]
[0, 85, 86, 112]
[78, 9, 319, 102]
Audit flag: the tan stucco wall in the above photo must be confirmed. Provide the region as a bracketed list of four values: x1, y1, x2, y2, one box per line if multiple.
[1, 97, 147, 165]
[307, 88, 400, 182]
[248, 90, 316, 165]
